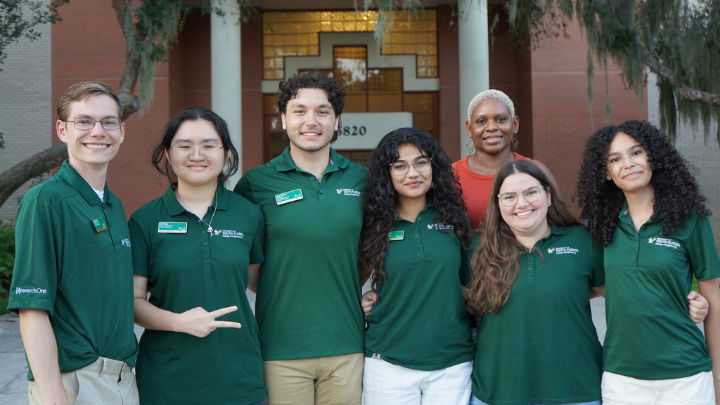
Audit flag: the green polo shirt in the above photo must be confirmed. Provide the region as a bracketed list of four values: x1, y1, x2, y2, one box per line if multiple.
[9, 161, 138, 381]
[472, 225, 604, 405]
[364, 204, 474, 370]
[129, 185, 266, 405]
[603, 206, 720, 380]
[235, 147, 367, 361]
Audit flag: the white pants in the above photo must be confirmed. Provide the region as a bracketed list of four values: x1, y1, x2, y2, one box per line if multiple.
[602, 370, 715, 405]
[362, 357, 472, 405]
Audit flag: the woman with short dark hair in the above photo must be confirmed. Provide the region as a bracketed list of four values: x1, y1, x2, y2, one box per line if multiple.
[130, 107, 267, 405]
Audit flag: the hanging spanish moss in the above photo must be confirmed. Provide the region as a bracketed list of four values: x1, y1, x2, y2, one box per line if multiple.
[502, 0, 720, 144]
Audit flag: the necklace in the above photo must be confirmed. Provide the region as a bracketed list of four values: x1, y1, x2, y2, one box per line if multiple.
[176, 189, 218, 235]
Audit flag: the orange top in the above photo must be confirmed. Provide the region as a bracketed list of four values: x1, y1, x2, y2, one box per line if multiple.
[452, 153, 531, 229]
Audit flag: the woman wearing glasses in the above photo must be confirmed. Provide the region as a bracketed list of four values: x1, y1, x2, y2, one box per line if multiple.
[129, 107, 267, 405]
[576, 121, 720, 404]
[466, 157, 710, 405]
[466, 159, 604, 405]
[359, 128, 475, 404]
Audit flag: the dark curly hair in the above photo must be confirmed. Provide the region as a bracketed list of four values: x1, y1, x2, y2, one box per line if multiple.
[359, 128, 471, 288]
[575, 120, 710, 247]
[277, 72, 346, 142]
[466, 160, 580, 313]
[152, 107, 239, 188]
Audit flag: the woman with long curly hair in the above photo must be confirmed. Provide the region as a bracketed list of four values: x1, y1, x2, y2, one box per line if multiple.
[359, 127, 475, 404]
[576, 120, 720, 404]
[466, 159, 605, 405]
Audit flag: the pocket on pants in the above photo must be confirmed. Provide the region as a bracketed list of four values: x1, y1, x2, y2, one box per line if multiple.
[444, 361, 473, 390]
[363, 358, 403, 397]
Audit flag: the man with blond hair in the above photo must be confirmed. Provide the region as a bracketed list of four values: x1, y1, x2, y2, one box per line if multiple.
[8, 81, 138, 405]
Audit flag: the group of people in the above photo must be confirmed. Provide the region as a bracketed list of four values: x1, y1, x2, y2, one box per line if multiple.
[6, 72, 720, 405]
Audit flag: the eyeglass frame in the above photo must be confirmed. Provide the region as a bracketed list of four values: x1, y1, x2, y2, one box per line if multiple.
[64, 117, 122, 130]
[170, 142, 224, 161]
[497, 185, 547, 207]
[388, 157, 433, 176]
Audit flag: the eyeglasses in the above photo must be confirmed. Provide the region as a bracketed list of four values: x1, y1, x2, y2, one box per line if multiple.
[497, 186, 546, 207]
[389, 157, 432, 176]
[170, 142, 223, 160]
[65, 117, 122, 130]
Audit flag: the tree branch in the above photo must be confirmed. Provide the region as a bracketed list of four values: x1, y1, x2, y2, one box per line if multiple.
[0, 143, 67, 208]
[645, 53, 720, 108]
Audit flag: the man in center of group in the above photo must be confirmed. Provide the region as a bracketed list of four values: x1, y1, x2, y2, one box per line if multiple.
[235, 73, 367, 405]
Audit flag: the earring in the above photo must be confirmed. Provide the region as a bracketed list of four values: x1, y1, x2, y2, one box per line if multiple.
[431, 181, 437, 189]
[466, 140, 476, 154]
[511, 137, 519, 150]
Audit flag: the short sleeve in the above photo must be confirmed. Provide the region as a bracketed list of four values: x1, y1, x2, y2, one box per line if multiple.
[128, 215, 151, 278]
[234, 174, 255, 203]
[8, 198, 61, 314]
[686, 214, 720, 281]
[249, 206, 265, 265]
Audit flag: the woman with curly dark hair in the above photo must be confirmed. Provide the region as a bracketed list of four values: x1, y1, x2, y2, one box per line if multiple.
[359, 127, 475, 404]
[576, 120, 720, 404]
[466, 159, 604, 405]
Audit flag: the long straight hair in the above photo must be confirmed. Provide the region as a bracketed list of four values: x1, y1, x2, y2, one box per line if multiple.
[466, 160, 579, 313]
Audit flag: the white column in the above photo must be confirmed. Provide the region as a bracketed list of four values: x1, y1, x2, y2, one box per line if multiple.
[211, 0, 243, 186]
[458, 0, 489, 158]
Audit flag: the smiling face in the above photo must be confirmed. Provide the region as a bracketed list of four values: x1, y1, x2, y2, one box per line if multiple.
[57, 94, 125, 173]
[391, 143, 433, 205]
[167, 119, 228, 189]
[606, 132, 653, 195]
[498, 172, 551, 240]
[281, 88, 339, 155]
[466, 97, 519, 155]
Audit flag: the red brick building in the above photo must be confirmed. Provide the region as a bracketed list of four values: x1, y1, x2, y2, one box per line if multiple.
[46, 0, 644, 217]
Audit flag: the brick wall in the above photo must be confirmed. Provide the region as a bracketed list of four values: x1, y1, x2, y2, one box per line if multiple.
[530, 22, 646, 212]
[51, 0, 172, 218]
[0, 0, 52, 222]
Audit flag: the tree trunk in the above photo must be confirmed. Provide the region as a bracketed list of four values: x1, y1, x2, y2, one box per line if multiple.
[0, 143, 68, 208]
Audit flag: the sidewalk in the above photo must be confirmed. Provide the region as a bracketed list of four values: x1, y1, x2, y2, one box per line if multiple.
[0, 297, 606, 405]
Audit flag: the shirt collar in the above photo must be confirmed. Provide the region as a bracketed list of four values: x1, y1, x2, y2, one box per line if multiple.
[517, 224, 563, 251]
[56, 160, 119, 205]
[394, 200, 434, 222]
[617, 201, 664, 224]
[162, 183, 229, 217]
[274, 146, 350, 174]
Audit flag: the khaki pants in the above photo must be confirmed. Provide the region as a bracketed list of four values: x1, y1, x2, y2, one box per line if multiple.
[29, 357, 138, 405]
[264, 353, 363, 405]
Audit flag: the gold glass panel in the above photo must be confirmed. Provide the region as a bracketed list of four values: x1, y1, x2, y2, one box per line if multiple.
[404, 93, 438, 112]
[334, 46, 367, 94]
[263, 9, 436, 79]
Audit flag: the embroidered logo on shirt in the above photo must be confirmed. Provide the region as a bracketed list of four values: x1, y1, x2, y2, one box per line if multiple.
[336, 188, 361, 197]
[548, 247, 578, 254]
[427, 223, 455, 230]
[15, 287, 47, 295]
[648, 237, 680, 249]
[121, 238, 131, 247]
[219, 230, 244, 239]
